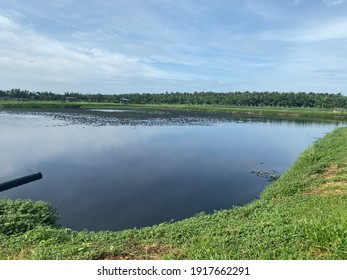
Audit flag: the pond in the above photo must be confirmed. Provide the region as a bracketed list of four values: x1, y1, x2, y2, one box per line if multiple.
[0, 108, 345, 231]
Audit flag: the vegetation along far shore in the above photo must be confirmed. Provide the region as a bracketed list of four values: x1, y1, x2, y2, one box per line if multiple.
[1, 90, 347, 121]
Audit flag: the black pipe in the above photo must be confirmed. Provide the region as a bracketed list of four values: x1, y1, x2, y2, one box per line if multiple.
[0, 172, 42, 193]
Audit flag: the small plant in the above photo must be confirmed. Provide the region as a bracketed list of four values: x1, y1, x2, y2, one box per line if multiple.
[0, 199, 59, 235]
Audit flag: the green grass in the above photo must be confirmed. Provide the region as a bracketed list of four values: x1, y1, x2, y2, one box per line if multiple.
[1, 126, 347, 259]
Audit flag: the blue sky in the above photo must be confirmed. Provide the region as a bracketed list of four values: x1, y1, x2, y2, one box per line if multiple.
[0, 0, 347, 94]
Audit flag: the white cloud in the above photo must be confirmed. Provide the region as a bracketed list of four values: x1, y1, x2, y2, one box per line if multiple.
[289, 20, 347, 42]
[0, 14, 16, 28]
[246, 0, 282, 20]
[0, 12, 169, 92]
[323, 0, 346, 6]
[257, 18, 347, 43]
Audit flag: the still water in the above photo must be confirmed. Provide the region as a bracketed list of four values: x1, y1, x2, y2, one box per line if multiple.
[0, 109, 344, 231]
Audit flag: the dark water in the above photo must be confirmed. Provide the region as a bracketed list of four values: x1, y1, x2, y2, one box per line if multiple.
[0, 109, 344, 231]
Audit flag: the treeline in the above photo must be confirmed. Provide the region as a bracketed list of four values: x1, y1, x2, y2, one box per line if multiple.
[1, 89, 347, 109]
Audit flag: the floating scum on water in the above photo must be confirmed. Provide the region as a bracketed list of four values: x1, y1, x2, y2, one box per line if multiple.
[250, 169, 281, 181]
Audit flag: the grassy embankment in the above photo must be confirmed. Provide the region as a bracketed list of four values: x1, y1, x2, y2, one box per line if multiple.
[1, 99, 347, 121]
[1, 125, 346, 259]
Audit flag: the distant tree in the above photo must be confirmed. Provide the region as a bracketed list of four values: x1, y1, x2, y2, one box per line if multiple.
[1, 89, 347, 109]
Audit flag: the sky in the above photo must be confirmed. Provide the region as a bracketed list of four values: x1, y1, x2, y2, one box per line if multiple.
[0, 0, 347, 94]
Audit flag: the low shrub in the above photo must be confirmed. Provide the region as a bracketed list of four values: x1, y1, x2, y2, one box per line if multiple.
[0, 199, 59, 235]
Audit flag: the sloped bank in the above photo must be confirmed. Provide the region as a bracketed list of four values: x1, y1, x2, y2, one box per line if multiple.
[1, 127, 346, 259]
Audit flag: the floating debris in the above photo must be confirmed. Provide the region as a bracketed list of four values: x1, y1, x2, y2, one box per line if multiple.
[250, 169, 280, 181]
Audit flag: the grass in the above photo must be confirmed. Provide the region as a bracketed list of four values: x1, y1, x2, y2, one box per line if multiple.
[0, 121, 347, 259]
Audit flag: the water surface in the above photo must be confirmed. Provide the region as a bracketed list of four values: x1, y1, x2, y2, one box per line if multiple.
[0, 109, 344, 231]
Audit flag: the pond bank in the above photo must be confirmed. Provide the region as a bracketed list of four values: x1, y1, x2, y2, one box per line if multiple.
[0, 127, 347, 259]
